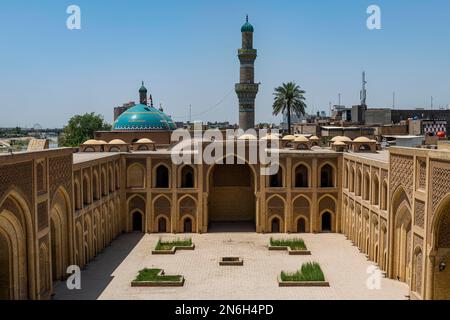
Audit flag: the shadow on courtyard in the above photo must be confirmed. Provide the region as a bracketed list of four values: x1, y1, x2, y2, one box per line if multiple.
[52, 232, 143, 300]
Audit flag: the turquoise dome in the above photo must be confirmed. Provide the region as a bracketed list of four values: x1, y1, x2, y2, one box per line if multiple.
[113, 104, 177, 131]
[241, 21, 254, 32]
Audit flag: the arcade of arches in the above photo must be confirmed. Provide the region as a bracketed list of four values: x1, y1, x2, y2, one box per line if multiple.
[1, 144, 450, 299]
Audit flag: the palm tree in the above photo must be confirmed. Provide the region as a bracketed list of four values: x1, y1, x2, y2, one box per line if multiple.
[272, 82, 307, 135]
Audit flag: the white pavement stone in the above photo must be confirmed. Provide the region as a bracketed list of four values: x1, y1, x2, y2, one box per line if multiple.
[54, 232, 409, 300]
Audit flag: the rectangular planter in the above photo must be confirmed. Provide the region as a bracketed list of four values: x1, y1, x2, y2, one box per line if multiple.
[277, 276, 329, 287]
[268, 246, 311, 255]
[219, 257, 244, 266]
[152, 244, 195, 255]
[131, 277, 185, 287]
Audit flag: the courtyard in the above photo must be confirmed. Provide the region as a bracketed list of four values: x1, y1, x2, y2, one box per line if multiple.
[54, 231, 409, 300]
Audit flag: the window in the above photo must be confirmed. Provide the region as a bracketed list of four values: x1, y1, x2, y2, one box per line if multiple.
[320, 164, 334, 188]
[181, 166, 195, 188]
[155, 165, 169, 188]
[269, 167, 283, 188]
[294, 165, 308, 188]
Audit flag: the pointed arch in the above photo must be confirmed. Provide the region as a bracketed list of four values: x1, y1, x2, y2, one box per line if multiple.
[0, 188, 36, 299]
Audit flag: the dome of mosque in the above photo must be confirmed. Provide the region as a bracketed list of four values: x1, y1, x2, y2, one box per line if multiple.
[113, 104, 177, 131]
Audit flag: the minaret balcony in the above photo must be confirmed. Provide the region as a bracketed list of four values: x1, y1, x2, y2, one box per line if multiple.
[235, 83, 259, 94]
[238, 49, 257, 58]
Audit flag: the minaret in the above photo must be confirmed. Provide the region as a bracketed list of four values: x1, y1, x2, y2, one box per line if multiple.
[139, 81, 148, 105]
[235, 15, 259, 130]
[360, 71, 367, 107]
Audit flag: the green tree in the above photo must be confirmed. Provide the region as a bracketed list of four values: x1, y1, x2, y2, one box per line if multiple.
[59, 113, 111, 147]
[272, 82, 307, 135]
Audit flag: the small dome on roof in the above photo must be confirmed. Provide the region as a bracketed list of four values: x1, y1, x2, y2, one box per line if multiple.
[109, 139, 126, 145]
[282, 135, 296, 141]
[330, 136, 342, 142]
[295, 136, 310, 142]
[337, 136, 352, 142]
[353, 136, 372, 143]
[310, 135, 319, 141]
[238, 133, 257, 140]
[333, 141, 346, 146]
[83, 139, 100, 145]
[136, 138, 154, 144]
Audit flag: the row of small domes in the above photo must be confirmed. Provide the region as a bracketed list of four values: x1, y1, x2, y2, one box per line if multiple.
[83, 138, 154, 145]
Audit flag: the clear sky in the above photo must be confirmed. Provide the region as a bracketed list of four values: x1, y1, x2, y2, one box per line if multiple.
[1, 0, 450, 128]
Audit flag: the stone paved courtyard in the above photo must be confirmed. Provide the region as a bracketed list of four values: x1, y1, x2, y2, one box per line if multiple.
[54, 232, 409, 300]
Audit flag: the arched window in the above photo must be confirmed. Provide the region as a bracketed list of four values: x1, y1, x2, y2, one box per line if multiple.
[381, 180, 388, 210]
[349, 167, 355, 192]
[115, 165, 120, 190]
[356, 170, 362, 196]
[74, 180, 81, 210]
[294, 165, 308, 188]
[183, 218, 193, 233]
[321, 212, 332, 232]
[158, 217, 167, 233]
[155, 165, 169, 188]
[271, 218, 280, 233]
[364, 172, 370, 201]
[269, 167, 283, 188]
[109, 168, 114, 193]
[181, 166, 195, 188]
[82, 175, 90, 205]
[297, 218, 307, 233]
[372, 175, 380, 205]
[320, 164, 334, 188]
[132, 211, 143, 232]
[93, 172, 100, 201]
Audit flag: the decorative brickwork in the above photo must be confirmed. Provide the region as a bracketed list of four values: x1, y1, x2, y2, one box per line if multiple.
[414, 201, 425, 229]
[0, 161, 33, 209]
[418, 159, 427, 190]
[38, 202, 48, 231]
[390, 155, 413, 200]
[49, 155, 73, 201]
[431, 165, 450, 214]
[437, 210, 450, 248]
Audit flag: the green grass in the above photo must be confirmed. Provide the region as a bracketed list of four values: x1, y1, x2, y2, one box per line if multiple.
[270, 237, 307, 250]
[280, 262, 325, 282]
[134, 268, 182, 282]
[154, 238, 192, 251]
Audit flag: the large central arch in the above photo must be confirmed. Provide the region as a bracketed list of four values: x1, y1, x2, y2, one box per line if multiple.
[207, 156, 257, 231]
[430, 194, 450, 300]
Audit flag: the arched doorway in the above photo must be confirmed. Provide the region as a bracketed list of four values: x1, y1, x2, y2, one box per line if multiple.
[271, 218, 280, 233]
[393, 205, 412, 282]
[0, 232, 11, 299]
[0, 192, 33, 300]
[321, 212, 332, 232]
[50, 188, 71, 282]
[431, 196, 450, 299]
[184, 218, 192, 233]
[132, 211, 143, 232]
[208, 159, 256, 231]
[297, 218, 306, 233]
[158, 217, 167, 233]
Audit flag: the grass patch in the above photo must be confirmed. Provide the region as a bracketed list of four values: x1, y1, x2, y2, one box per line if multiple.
[270, 237, 307, 250]
[155, 238, 192, 251]
[134, 268, 182, 282]
[280, 262, 325, 282]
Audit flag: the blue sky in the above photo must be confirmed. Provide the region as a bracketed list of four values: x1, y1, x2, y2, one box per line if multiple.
[1, 0, 449, 128]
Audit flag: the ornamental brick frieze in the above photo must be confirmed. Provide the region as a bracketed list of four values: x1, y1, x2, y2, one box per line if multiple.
[49, 155, 73, 201]
[390, 155, 413, 200]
